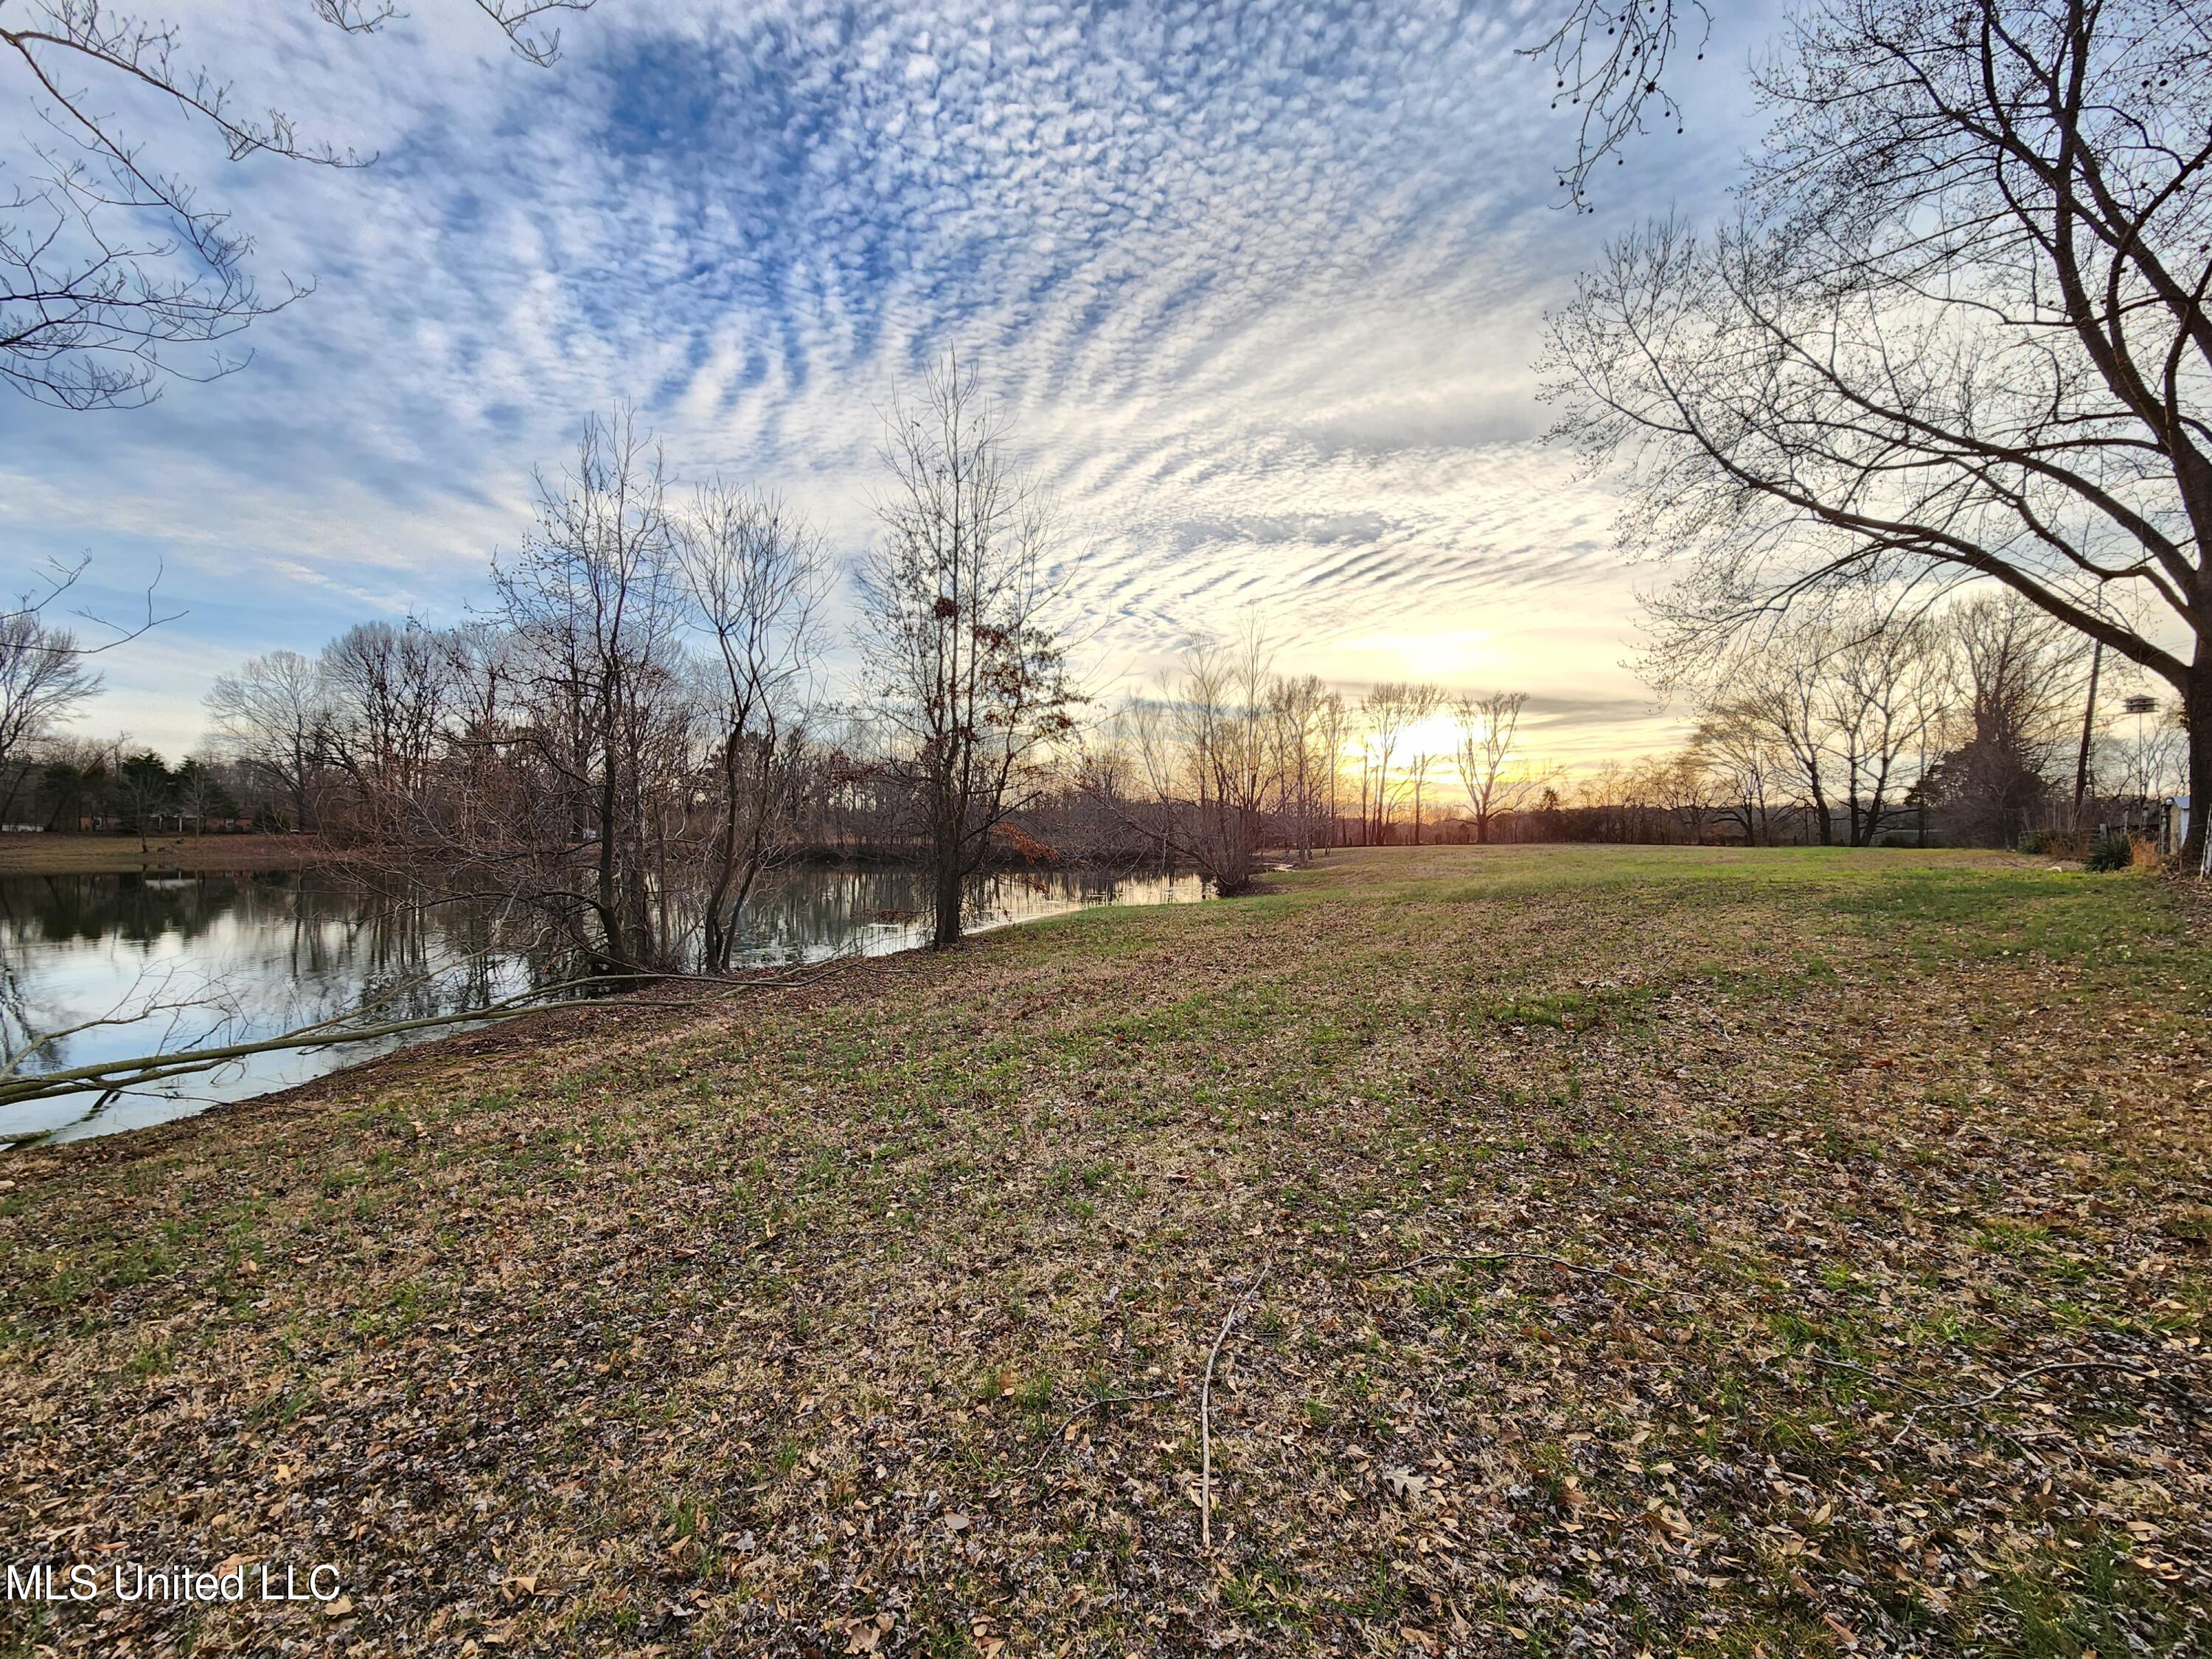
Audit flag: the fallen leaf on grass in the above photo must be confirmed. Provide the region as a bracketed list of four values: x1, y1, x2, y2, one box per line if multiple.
[1381, 1466, 1427, 1502]
[842, 1612, 895, 1653]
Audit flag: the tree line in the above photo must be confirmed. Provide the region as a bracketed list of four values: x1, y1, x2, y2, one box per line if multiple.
[6, 365, 1077, 971]
[1622, 594, 2185, 851]
[1543, 0, 2208, 869]
[10, 0, 2199, 900]
[3, 364, 2186, 931]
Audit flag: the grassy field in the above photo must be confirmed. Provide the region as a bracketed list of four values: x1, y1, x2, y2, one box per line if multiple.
[0, 832, 332, 876]
[1, 845, 2206, 1657]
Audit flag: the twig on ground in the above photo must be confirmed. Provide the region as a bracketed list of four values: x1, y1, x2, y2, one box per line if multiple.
[1801, 1353, 1948, 1402]
[1891, 1359, 2160, 1444]
[1356, 1248, 1662, 1295]
[1201, 1256, 1271, 1551]
[1020, 1389, 1174, 1478]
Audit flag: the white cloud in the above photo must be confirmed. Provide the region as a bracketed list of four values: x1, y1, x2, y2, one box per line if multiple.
[0, 0, 1775, 762]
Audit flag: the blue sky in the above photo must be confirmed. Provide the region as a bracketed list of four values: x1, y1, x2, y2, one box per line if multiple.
[3, 0, 1771, 763]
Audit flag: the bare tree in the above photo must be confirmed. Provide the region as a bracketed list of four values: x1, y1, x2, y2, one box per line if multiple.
[1925, 594, 2085, 844]
[1398, 684, 1448, 846]
[1120, 630, 1279, 895]
[204, 648, 329, 831]
[1694, 702, 1784, 844]
[187, 421, 846, 978]
[1646, 745, 1722, 844]
[1683, 604, 1947, 846]
[484, 408, 689, 973]
[1576, 757, 1663, 842]
[320, 620, 456, 838]
[170, 754, 233, 833]
[1717, 627, 1839, 845]
[1268, 672, 1328, 863]
[1523, 0, 1709, 207]
[856, 355, 1077, 947]
[675, 484, 827, 972]
[1547, 0, 2212, 866]
[444, 617, 516, 747]
[0, 606, 100, 820]
[1451, 691, 1556, 844]
[1315, 689, 1349, 849]
[1, 1, 593, 408]
[1821, 611, 1946, 846]
[1360, 682, 1421, 845]
[0, 561, 175, 822]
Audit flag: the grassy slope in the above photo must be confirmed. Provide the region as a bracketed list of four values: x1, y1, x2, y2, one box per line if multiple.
[1, 846, 2207, 1658]
[0, 833, 332, 876]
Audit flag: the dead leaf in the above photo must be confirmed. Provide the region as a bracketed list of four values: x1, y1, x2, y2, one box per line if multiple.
[1381, 1466, 1427, 1503]
[842, 1613, 894, 1654]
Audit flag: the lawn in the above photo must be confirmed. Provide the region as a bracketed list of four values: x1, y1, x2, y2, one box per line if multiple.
[1, 845, 2206, 1656]
[0, 832, 331, 876]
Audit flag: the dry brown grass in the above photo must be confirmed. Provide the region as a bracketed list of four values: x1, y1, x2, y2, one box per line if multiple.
[0, 832, 333, 876]
[0, 845, 2205, 1657]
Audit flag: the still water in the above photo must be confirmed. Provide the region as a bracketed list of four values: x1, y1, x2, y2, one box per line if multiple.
[0, 862, 1204, 1145]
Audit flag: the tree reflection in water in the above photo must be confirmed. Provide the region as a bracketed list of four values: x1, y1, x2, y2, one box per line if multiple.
[0, 862, 1203, 1144]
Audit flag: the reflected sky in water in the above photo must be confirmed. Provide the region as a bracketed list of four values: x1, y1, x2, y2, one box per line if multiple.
[1, 863, 1203, 1146]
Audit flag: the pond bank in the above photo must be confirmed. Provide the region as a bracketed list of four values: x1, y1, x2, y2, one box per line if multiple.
[0, 861, 1206, 1144]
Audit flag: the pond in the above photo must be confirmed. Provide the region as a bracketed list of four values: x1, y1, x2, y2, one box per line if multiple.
[0, 861, 1206, 1146]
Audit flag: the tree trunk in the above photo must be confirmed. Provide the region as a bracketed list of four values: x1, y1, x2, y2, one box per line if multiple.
[702, 735, 744, 973]
[597, 733, 624, 969]
[2186, 650, 2210, 874]
[2074, 642, 2105, 821]
[932, 851, 963, 949]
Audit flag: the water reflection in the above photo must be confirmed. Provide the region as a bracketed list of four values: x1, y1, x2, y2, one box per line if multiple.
[732, 863, 1204, 963]
[0, 862, 1203, 1145]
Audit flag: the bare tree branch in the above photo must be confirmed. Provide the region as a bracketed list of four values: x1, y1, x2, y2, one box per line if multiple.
[0, 0, 596, 408]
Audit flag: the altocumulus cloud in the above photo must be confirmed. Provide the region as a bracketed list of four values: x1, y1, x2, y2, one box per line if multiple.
[0, 0, 1765, 757]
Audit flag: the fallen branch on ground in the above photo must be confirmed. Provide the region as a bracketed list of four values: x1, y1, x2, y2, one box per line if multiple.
[0, 951, 862, 1119]
[1200, 1257, 1271, 1551]
[1801, 1353, 1947, 1403]
[1891, 1359, 2162, 1444]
